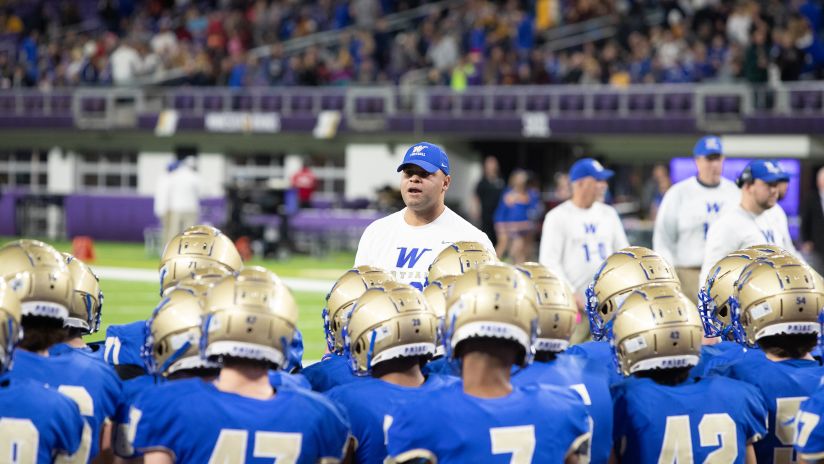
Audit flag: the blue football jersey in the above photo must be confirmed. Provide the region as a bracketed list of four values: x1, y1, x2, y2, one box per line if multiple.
[0, 374, 86, 463]
[10, 349, 123, 462]
[690, 341, 747, 378]
[422, 356, 460, 377]
[103, 321, 147, 372]
[710, 349, 824, 463]
[612, 376, 767, 463]
[512, 353, 613, 464]
[795, 385, 824, 460]
[302, 353, 366, 392]
[566, 341, 624, 387]
[270, 370, 311, 390]
[327, 374, 458, 463]
[112, 374, 161, 458]
[48, 342, 104, 359]
[386, 382, 591, 463]
[132, 377, 351, 463]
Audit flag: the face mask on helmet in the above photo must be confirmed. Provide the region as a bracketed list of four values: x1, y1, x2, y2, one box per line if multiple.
[697, 245, 786, 340]
[343, 282, 438, 376]
[610, 284, 702, 376]
[423, 275, 458, 358]
[323, 266, 395, 354]
[586, 246, 680, 340]
[442, 263, 539, 367]
[0, 240, 73, 323]
[158, 225, 243, 295]
[62, 253, 103, 334]
[143, 287, 219, 376]
[427, 241, 498, 284]
[200, 268, 298, 370]
[0, 279, 23, 374]
[516, 262, 577, 353]
[731, 255, 824, 347]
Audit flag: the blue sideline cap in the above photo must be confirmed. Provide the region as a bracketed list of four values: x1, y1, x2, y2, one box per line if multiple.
[745, 159, 791, 183]
[569, 158, 614, 182]
[693, 135, 723, 157]
[397, 142, 450, 175]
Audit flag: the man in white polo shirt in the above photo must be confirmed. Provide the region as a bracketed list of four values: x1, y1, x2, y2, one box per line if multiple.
[701, 159, 800, 284]
[653, 135, 739, 301]
[354, 142, 494, 290]
[539, 158, 629, 341]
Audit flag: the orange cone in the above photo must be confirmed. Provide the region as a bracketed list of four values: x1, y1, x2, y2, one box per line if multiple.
[71, 236, 96, 262]
[235, 236, 252, 262]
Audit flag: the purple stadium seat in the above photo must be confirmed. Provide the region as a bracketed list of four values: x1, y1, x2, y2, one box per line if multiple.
[232, 94, 253, 110]
[461, 94, 484, 112]
[493, 95, 517, 112]
[526, 95, 550, 111]
[203, 94, 224, 111]
[23, 95, 44, 114]
[721, 96, 740, 114]
[704, 96, 722, 113]
[321, 94, 345, 110]
[430, 94, 452, 112]
[173, 94, 195, 111]
[291, 95, 313, 112]
[593, 94, 619, 112]
[628, 93, 655, 112]
[260, 95, 282, 111]
[803, 92, 822, 111]
[0, 94, 14, 112]
[664, 93, 691, 112]
[50, 94, 72, 114]
[355, 97, 369, 113]
[559, 94, 584, 112]
[81, 97, 106, 113]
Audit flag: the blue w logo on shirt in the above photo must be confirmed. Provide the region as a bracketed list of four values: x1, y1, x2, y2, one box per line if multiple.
[762, 229, 775, 243]
[584, 223, 597, 234]
[396, 247, 432, 268]
[706, 202, 722, 214]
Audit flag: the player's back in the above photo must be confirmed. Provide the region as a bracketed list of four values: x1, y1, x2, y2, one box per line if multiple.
[132, 377, 351, 463]
[690, 341, 748, 378]
[612, 376, 767, 463]
[49, 341, 105, 359]
[0, 375, 86, 464]
[112, 374, 161, 458]
[711, 348, 824, 463]
[565, 341, 623, 386]
[10, 348, 122, 461]
[103, 321, 148, 379]
[794, 385, 824, 459]
[328, 374, 457, 463]
[302, 353, 366, 392]
[512, 353, 612, 464]
[386, 382, 590, 463]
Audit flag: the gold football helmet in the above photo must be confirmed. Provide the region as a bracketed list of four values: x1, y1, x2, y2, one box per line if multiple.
[698, 245, 785, 339]
[0, 278, 22, 372]
[732, 254, 824, 346]
[201, 267, 298, 369]
[0, 240, 73, 321]
[62, 253, 103, 334]
[516, 262, 577, 353]
[611, 284, 702, 376]
[422, 275, 458, 357]
[172, 265, 235, 297]
[427, 241, 497, 284]
[158, 225, 243, 295]
[345, 281, 438, 376]
[323, 266, 395, 353]
[144, 286, 219, 375]
[444, 263, 539, 366]
[586, 246, 680, 340]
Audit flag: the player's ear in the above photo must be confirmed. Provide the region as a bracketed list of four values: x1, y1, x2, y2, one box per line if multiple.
[442, 174, 451, 192]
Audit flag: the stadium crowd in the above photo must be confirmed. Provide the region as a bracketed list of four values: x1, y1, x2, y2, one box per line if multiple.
[1, 0, 822, 89]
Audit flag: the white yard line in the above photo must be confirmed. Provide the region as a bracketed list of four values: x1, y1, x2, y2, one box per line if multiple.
[95, 266, 335, 293]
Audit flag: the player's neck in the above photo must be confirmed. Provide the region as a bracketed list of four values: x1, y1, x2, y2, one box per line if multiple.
[65, 337, 86, 349]
[214, 364, 274, 400]
[378, 366, 426, 387]
[460, 351, 513, 398]
[570, 195, 594, 210]
[404, 203, 446, 226]
[765, 352, 815, 362]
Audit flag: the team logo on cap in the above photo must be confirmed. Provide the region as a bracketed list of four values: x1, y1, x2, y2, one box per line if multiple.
[764, 161, 781, 174]
[411, 145, 426, 156]
[592, 161, 604, 171]
[706, 137, 720, 150]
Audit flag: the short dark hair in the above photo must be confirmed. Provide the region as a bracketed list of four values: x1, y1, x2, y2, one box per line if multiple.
[371, 356, 426, 379]
[634, 367, 692, 386]
[19, 316, 66, 352]
[757, 334, 817, 359]
[456, 337, 522, 367]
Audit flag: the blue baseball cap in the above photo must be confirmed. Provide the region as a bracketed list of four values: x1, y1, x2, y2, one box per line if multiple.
[693, 135, 723, 157]
[397, 142, 450, 175]
[569, 158, 614, 182]
[743, 159, 790, 184]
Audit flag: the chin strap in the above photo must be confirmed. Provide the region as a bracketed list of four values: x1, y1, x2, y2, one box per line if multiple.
[142, 297, 170, 374]
[727, 297, 749, 346]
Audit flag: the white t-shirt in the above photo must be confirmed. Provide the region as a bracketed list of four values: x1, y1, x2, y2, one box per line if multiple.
[653, 177, 739, 267]
[354, 207, 494, 290]
[538, 201, 630, 295]
[167, 165, 200, 213]
[700, 203, 799, 284]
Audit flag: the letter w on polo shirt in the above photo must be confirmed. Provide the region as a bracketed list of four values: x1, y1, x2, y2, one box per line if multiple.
[396, 247, 431, 268]
[584, 224, 597, 234]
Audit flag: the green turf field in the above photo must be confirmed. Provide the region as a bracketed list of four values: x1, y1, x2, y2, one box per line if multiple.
[1, 237, 353, 360]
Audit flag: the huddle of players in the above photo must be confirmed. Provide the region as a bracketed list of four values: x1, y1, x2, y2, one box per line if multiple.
[4, 225, 824, 463]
